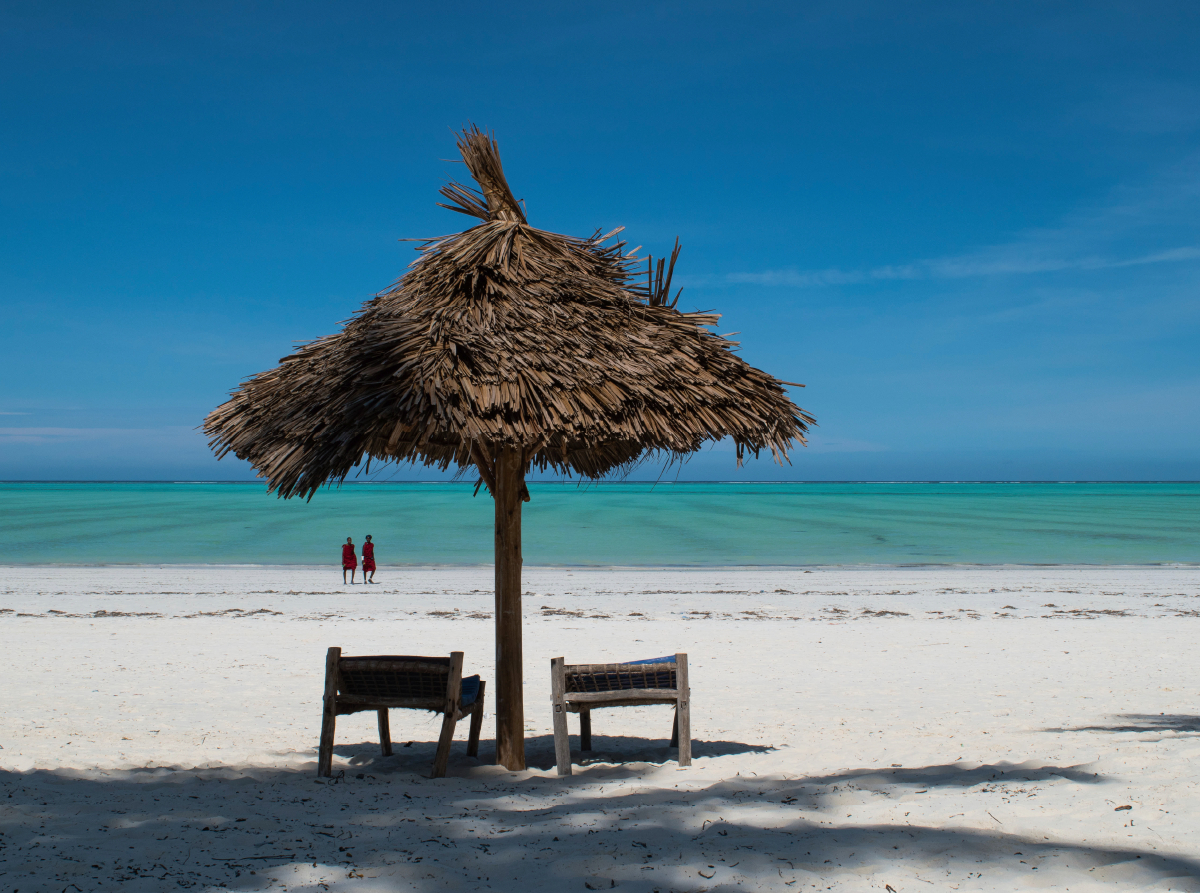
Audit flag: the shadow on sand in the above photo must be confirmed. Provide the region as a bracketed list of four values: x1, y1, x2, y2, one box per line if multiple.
[1046, 713, 1200, 735]
[4, 752, 1197, 892]
[335, 731, 775, 775]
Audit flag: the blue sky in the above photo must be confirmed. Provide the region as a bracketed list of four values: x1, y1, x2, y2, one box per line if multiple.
[2, 1, 1198, 481]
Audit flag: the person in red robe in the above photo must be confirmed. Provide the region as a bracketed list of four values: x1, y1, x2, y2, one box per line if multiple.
[362, 535, 377, 584]
[342, 537, 357, 584]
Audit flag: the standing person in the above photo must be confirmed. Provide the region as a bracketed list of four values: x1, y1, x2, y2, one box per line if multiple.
[362, 534, 376, 584]
[341, 537, 357, 584]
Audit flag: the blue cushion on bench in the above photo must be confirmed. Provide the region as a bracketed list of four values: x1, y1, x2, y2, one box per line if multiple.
[460, 674, 481, 706]
[622, 656, 676, 665]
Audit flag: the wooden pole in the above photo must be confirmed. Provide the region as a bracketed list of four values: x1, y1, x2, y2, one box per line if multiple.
[493, 446, 526, 770]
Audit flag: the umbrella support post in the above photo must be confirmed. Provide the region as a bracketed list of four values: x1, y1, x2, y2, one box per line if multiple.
[493, 446, 526, 770]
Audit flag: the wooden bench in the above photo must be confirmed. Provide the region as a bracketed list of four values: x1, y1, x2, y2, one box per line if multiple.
[550, 653, 690, 776]
[318, 648, 486, 779]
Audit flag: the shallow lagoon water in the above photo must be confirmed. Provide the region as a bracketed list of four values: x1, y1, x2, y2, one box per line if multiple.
[1, 481, 1197, 565]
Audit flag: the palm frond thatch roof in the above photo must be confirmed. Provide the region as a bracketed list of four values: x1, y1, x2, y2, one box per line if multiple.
[204, 127, 813, 497]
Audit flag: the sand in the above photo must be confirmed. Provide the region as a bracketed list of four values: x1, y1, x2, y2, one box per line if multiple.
[2, 564, 1199, 892]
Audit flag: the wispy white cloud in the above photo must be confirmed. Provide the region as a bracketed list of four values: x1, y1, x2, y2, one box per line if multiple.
[722, 157, 1200, 289]
[725, 245, 1200, 288]
[0, 427, 136, 436]
[804, 436, 890, 454]
[0, 426, 199, 443]
[0, 427, 137, 443]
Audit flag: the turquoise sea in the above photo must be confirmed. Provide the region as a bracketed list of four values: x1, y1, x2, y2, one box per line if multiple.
[0, 481, 1197, 566]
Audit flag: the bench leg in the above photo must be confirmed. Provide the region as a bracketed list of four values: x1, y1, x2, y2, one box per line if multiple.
[378, 709, 392, 757]
[580, 708, 592, 752]
[552, 703, 571, 776]
[676, 696, 691, 767]
[467, 681, 486, 758]
[550, 657, 572, 777]
[670, 709, 679, 748]
[675, 653, 691, 767]
[318, 701, 336, 777]
[432, 709, 457, 778]
[317, 647, 340, 777]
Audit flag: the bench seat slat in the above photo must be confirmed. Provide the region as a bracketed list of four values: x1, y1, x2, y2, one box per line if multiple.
[336, 694, 446, 710]
[340, 659, 451, 671]
[566, 661, 675, 673]
[566, 696, 681, 709]
[564, 688, 680, 704]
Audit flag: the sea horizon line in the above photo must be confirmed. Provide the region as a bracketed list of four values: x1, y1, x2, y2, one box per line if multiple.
[3, 479, 1199, 486]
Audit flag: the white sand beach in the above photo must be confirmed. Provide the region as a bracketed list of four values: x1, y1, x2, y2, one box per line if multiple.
[2, 564, 1199, 892]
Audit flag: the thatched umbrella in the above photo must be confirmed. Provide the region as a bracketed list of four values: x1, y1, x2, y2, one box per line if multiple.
[204, 126, 814, 770]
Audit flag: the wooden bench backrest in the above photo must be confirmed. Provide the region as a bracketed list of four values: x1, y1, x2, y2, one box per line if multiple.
[338, 656, 453, 702]
[563, 660, 678, 694]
